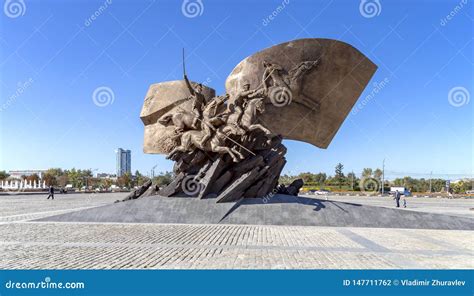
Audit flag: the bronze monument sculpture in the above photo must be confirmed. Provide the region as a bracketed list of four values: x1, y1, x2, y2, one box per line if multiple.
[133, 38, 377, 203]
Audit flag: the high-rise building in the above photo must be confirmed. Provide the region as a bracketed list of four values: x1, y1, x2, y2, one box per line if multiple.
[116, 148, 131, 177]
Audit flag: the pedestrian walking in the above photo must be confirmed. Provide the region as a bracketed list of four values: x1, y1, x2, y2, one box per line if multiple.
[46, 185, 54, 200]
[403, 198, 407, 208]
[394, 190, 401, 208]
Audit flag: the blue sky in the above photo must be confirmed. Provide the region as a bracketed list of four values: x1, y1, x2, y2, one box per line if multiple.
[0, 0, 472, 180]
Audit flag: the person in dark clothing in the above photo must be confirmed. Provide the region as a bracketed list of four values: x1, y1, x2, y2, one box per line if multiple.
[46, 185, 54, 200]
[394, 190, 401, 208]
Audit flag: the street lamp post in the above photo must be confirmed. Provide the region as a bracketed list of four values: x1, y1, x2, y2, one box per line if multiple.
[351, 171, 354, 191]
[382, 159, 385, 195]
[429, 171, 432, 193]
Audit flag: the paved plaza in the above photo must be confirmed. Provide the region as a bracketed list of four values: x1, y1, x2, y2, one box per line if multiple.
[304, 194, 474, 219]
[0, 193, 473, 269]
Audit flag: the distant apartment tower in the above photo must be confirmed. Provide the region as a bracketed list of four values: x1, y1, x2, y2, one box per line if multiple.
[116, 148, 131, 177]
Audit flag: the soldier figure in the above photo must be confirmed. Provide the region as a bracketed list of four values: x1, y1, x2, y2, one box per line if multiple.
[229, 82, 260, 126]
[262, 60, 290, 94]
[199, 94, 229, 147]
[184, 74, 206, 129]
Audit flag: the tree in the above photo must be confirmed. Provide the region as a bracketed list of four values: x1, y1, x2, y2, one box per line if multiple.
[451, 180, 473, 194]
[362, 168, 373, 178]
[298, 172, 316, 184]
[135, 170, 148, 187]
[373, 168, 383, 180]
[43, 173, 57, 186]
[57, 175, 69, 187]
[100, 178, 113, 190]
[26, 174, 40, 184]
[347, 172, 357, 190]
[335, 163, 345, 188]
[45, 168, 63, 177]
[0, 171, 9, 180]
[279, 174, 293, 185]
[153, 172, 174, 186]
[117, 173, 132, 189]
[67, 169, 80, 188]
[314, 173, 327, 185]
[65, 168, 91, 188]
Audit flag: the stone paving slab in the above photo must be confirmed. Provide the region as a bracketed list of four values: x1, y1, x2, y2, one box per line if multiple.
[0, 193, 472, 269]
[0, 222, 472, 269]
[0, 193, 123, 222]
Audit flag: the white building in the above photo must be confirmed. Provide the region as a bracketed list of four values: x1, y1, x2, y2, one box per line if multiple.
[116, 148, 131, 177]
[8, 169, 47, 179]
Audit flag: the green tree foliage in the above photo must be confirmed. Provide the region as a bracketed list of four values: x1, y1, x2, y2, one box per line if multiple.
[347, 172, 358, 190]
[392, 177, 449, 193]
[153, 172, 174, 186]
[334, 163, 345, 188]
[451, 180, 473, 194]
[0, 171, 9, 180]
[63, 168, 92, 188]
[314, 173, 327, 185]
[362, 168, 373, 178]
[26, 174, 40, 184]
[373, 168, 383, 180]
[117, 173, 132, 188]
[134, 170, 149, 187]
[45, 168, 63, 177]
[298, 172, 316, 183]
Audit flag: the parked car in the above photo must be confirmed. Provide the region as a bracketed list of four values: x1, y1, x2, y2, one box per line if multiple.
[315, 189, 331, 195]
